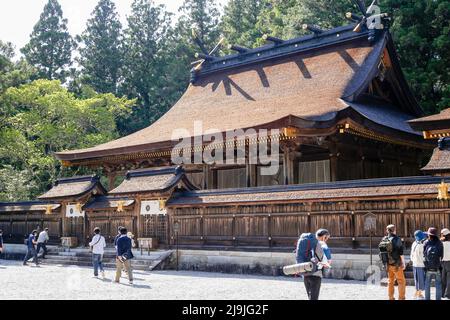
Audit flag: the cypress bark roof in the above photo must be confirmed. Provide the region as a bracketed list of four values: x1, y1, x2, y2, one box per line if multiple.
[55, 25, 424, 163]
[168, 176, 448, 205]
[38, 175, 107, 200]
[421, 139, 450, 174]
[0, 202, 61, 213]
[109, 166, 197, 195]
[408, 108, 450, 132]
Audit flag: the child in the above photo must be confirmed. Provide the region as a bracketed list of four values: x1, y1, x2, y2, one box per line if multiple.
[411, 230, 427, 299]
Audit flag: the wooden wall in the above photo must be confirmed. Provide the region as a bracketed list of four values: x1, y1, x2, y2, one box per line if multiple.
[168, 198, 450, 250]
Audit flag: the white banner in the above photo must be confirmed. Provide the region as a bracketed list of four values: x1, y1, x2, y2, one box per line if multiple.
[66, 204, 85, 218]
[140, 200, 167, 216]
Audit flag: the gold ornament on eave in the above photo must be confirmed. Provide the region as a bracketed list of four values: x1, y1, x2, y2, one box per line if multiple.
[45, 204, 52, 215]
[117, 200, 125, 212]
[159, 198, 166, 210]
[75, 202, 82, 212]
[437, 181, 449, 200]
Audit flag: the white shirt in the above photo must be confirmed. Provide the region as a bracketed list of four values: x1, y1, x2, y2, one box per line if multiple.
[410, 241, 425, 267]
[89, 234, 106, 255]
[37, 231, 49, 244]
[443, 242, 450, 261]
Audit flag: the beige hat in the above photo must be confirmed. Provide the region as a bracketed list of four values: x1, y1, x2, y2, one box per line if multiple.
[441, 228, 450, 236]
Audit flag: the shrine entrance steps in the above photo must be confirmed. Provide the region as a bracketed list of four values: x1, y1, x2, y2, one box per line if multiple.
[41, 247, 174, 271]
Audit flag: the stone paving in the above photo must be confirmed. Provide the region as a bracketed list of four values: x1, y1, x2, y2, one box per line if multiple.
[0, 260, 440, 300]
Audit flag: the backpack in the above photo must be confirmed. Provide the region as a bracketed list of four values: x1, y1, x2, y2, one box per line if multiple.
[379, 236, 396, 266]
[296, 233, 318, 264]
[424, 242, 441, 270]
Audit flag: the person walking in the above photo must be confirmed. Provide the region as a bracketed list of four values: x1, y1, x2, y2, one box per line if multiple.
[115, 228, 134, 285]
[297, 228, 331, 300]
[423, 227, 444, 300]
[440, 228, 450, 299]
[23, 230, 38, 266]
[0, 229, 4, 259]
[379, 224, 406, 300]
[114, 226, 123, 249]
[411, 230, 427, 299]
[89, 227, 106, 279]
[36, 228, 49, 259]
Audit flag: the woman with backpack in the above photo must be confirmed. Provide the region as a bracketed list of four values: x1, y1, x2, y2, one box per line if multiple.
[423, 227, 444, 300]
[440, 228, 450, 299]
[411, 230, 427, 300]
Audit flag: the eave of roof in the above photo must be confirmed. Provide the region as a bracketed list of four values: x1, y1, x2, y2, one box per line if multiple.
[83, 196, 135, 210]
[408, 108, 450, 132]
[167, 176, 448, 206]
[0, 201, 61, 213]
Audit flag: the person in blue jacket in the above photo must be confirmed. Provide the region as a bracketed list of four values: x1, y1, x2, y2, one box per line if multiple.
[115, 228, 134, 285]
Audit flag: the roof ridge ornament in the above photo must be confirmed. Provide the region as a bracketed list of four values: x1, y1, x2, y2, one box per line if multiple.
[262, 34, 284, 45]
[302, 24, 324, 35]
[350, 0, 390, 43]
[191, 35, 225, 83]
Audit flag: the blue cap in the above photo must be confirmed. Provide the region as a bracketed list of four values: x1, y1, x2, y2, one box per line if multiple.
[414, 230, 426, 242]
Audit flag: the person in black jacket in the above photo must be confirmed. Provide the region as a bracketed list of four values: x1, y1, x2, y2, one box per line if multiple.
[423, 227, 444, 300]
[114, 228, 134, 285]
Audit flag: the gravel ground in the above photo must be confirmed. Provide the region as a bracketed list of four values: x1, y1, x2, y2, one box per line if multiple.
[0, 260, 437, 300]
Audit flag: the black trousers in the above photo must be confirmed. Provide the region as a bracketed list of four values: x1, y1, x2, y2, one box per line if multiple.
[304, 275, 322, 300]
[36, 243, 48, 258]
[442, 261, 450, 299]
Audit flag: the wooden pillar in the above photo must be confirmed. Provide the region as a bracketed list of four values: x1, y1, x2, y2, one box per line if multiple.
[108, 172, 117, 191]
[283, 145, 295, 185]
[245, 163, 257, 187]
[358, 146, 365, 179]
[329, 142, 338, 182]
[202, 164, 209, 189]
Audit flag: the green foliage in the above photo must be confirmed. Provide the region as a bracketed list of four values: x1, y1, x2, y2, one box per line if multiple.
[0, 79, 134, 201]
[21, 0, 75, 82]
[379, 0, 450, 114]
[220, 0, 267, 48]
[78, 0, 123, 94]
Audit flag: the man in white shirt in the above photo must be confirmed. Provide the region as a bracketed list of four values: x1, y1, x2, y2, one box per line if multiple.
[36, 228, 49, 259]
[89, 227, 106, 278]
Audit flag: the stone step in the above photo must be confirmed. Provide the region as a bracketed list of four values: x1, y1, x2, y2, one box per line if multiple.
[43, 255, 157, 266]
[40, 259, 154, 271]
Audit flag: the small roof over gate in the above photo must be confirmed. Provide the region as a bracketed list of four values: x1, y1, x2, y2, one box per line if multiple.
[38, 175, 107, 200]
[109, 166, 197, 196]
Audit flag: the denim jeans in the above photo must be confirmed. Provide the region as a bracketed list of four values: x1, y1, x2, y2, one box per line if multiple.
[23, 247, 38, 265]
[36, 243, 47, 258]
[425, 270, 442, 300]
[92, 254, 104, 276]
[413, 267, 426, 291]
[442, 261, 450, 299]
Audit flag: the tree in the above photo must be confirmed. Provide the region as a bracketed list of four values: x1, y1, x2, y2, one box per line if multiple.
[21, 0, 75, 81]
[178, 0, 221, 49]
[379, 0, 450, 114]
[78, 0, 123, 94]
[121, 0, 173, 131]
[220, 0, 267, 49]
[0, 79, 135, 201]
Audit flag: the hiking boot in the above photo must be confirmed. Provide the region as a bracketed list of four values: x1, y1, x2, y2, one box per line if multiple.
[129, 280, 133, 285]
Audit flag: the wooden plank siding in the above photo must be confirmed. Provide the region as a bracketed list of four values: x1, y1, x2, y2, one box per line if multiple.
[168, 198, 450, 250]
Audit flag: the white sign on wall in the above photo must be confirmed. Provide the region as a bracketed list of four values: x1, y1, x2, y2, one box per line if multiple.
[66, 204, 85, 218]
[140, 200, 167, 216]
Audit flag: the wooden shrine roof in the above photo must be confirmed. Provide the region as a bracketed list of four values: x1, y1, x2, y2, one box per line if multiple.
[421, 138, 450, 174]
[409, 108, 450, 134]
[0, 202, 61, 213]
[109, 166, 197, 195]
[38, 175, 107, 200]
[56, 25, 424, 164]
[168, 176, 448, 206]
